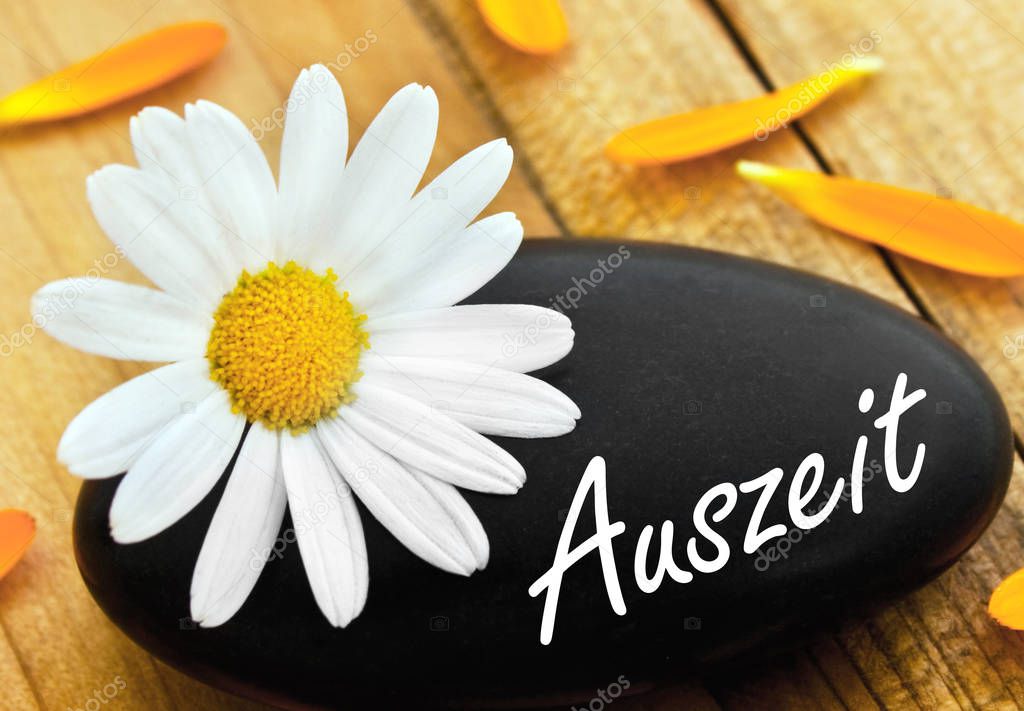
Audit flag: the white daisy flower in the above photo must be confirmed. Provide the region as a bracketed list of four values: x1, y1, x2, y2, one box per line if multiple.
[33, 65, 578, 628]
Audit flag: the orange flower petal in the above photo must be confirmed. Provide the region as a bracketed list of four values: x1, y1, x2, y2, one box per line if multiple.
[990, 567, 1024, 629]
[606, 57, 882, 165]
[737, 161, 1024, 277]
[477, 0, 568, 55]
[0, 21, 227, 127]
[0, 509, 35, 580]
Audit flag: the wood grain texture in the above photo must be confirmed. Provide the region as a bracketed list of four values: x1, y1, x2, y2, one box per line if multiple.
[0, 0, 1021, 708]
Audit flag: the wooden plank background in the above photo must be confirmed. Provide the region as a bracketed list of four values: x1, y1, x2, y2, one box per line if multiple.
[1, 0, 1022, 708]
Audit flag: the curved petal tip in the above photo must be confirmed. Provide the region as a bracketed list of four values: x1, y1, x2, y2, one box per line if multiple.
[0, 509, 35, 580]
[990, 567, 1024, 630]
[477, 0, 569, 54]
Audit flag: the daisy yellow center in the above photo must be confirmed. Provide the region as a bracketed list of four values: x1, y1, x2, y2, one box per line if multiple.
[206, 261, 368, 433]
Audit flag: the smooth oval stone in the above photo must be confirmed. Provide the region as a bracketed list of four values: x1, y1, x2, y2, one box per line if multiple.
[75, 239, 1013, 709]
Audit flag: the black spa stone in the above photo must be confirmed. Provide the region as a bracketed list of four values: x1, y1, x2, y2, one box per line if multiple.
[74, 239, 1014, 709]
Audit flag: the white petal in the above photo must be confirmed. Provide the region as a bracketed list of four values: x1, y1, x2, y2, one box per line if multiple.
[340, 382, 524, 494]
[337, 138, 512, 294]
[58, 359, 216, 478]
[316, 419, 479, 574]
[109, 389, 245, 544]
[131, 105, 267, 284]
[276, 65, 348, 262]
[279, 431, 367, 627]
[360, 356, 578, 438]
[33, 278, 211, 362]
[191, 426, 287, 627]
[413, 469, 489, 569]
[366, 304, 574, 373]
[184, 100, 276, 271]
[357, 212, 523, 316]
[310, 83, 438, 273]
[130, 106, 196, 183]
[86, 165, 237, 309]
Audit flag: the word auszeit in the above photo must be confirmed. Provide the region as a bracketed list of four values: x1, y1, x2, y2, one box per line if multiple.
[528, 373, 926, 644]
